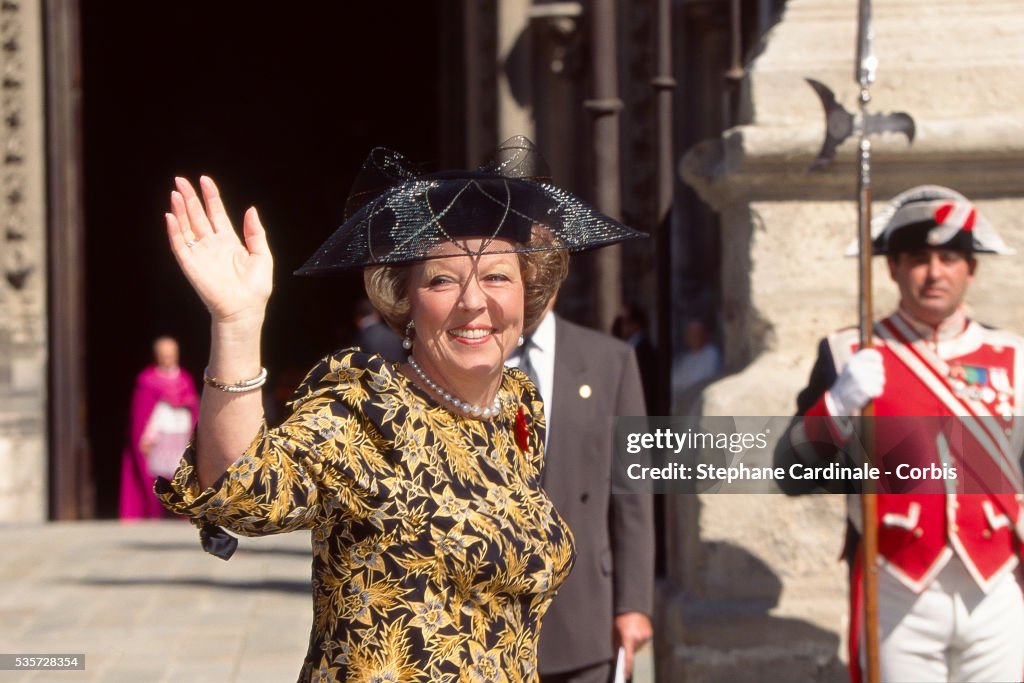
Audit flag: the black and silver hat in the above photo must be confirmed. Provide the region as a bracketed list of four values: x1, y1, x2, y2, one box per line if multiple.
[295, 136, 644, 275]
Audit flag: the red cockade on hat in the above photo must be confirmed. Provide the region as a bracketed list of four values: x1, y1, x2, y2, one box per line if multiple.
[514, 404, 530, 452]
[934, 201, 976, 231]
[924, 201, 977, 247]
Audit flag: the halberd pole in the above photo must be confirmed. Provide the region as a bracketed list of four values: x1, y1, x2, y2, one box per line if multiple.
[804, 2, 916, 680]
[854, 3, 881, 680]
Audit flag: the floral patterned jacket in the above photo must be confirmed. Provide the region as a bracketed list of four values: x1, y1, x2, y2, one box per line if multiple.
[158, 350, 575, 683]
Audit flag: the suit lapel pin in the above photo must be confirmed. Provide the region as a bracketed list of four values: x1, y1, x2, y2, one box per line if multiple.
[578, 384, 592, 399]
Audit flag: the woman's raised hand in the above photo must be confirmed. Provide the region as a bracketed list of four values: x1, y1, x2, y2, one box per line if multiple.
[165, 176, 274, 325]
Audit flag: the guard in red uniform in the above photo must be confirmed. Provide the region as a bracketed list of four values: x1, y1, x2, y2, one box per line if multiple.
[781, 186, 1024, 682]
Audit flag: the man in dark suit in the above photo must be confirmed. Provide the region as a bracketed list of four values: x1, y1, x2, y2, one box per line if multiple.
[512, 305, 655, 683]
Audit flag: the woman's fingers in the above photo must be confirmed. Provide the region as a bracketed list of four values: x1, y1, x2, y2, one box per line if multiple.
[169, 190, 195, 244]
[164, 175, 273, 320]
[199, 176, 232, 235]
[175, 176, 214, 240]
[165, 211, 211, 306]
[242, 207, 271, 257]
[165, 211, 190, 258]
[165, 210, 208, 285]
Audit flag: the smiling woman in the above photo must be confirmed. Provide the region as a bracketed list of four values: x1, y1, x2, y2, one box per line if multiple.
[154, 137, 642, 682]
[406, 241, 526, 410]
[364, 236, 569, 417]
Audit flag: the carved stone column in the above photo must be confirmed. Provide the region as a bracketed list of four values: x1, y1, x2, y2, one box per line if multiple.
[0, 0, 49, 521]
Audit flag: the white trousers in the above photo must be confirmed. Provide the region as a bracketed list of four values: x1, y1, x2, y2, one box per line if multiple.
[867, 557, 1024, 683]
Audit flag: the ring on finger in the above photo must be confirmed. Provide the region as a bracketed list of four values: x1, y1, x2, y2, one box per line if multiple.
[185, 239, 199, 248]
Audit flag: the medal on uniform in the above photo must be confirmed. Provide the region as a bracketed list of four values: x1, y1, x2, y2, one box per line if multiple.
[962, 364, 988, 387]
[951, 363, 995, 403]
[990, 367, 1011, 393]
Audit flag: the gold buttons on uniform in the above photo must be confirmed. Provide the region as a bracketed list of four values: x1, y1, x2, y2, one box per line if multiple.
[913, 528, 923, 539]
[982, 529, 992, 539]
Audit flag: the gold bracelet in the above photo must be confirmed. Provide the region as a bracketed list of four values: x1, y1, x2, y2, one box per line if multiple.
[203, 366, 268, 393]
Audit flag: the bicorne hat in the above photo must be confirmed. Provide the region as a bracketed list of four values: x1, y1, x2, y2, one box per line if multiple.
[846, 185, 1014, 256]
[295, 137, 644, 275]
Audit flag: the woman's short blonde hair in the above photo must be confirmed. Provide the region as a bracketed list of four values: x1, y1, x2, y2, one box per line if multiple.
[364, 232, 569, 335]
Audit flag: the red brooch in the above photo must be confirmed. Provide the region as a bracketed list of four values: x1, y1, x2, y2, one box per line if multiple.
[514, 405, 530, 452]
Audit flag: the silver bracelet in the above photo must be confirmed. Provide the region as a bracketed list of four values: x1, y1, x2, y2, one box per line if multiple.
[203, 366, 268, 393]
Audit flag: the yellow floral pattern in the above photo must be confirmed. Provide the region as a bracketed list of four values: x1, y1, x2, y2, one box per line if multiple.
[158, 350, 574, 683]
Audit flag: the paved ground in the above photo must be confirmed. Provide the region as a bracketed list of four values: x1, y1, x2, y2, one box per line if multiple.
[0, 521, 313, 682]
[0, 521, 653, 683]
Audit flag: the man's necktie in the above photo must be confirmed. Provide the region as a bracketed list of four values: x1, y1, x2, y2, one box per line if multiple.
[518, 338, 541, 394]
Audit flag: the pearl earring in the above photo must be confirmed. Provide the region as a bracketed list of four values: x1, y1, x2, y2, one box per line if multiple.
[517, 335, 524, 347]
[403, 321, 415, 350]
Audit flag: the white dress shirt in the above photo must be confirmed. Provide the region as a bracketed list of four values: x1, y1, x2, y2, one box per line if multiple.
[507, 311, 556, 436]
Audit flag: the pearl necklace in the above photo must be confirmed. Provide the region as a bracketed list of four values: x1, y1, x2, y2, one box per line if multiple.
[407, 355, 502, 418]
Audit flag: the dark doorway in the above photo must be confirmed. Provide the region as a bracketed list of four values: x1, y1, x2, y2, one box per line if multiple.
[80, 3, 443, 517]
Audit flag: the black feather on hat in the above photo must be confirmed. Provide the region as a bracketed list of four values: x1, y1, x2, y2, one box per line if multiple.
[295, 137, 644, 275]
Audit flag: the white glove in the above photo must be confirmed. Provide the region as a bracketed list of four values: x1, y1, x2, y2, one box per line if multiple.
[828, 348, 885, 417]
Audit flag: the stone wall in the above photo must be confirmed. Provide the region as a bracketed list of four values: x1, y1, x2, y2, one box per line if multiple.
[664, 0, 1024, 680]
[0, 0, 48, 521]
